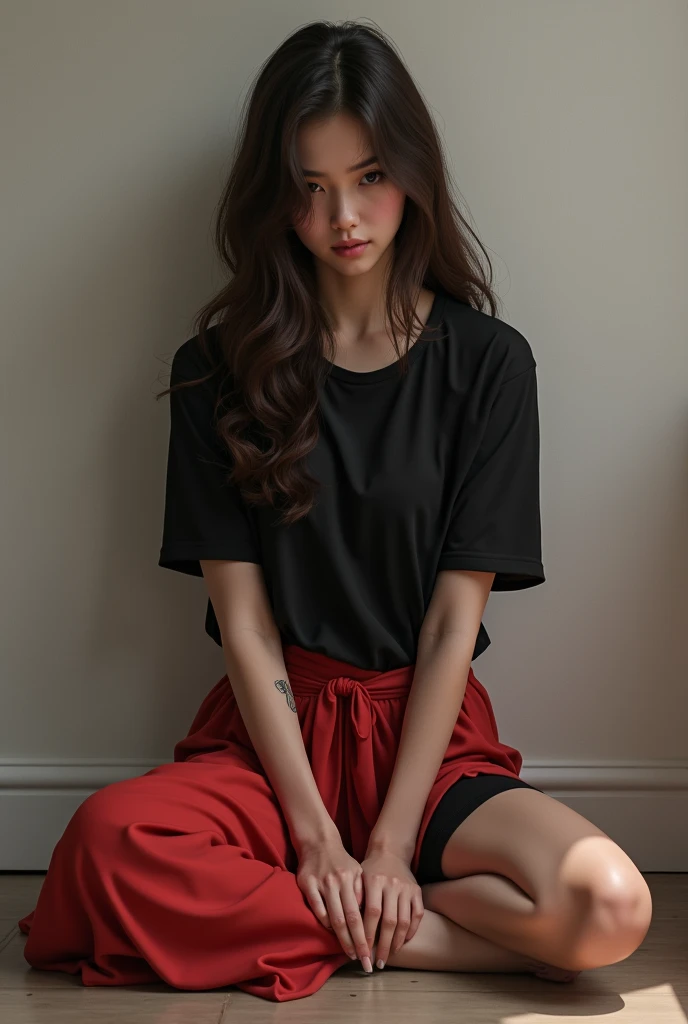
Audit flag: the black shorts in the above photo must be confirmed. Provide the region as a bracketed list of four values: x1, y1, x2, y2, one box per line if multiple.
[415, 772, 543, 886]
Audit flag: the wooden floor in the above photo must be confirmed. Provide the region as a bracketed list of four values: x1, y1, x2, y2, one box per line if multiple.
[1, 872, 686, 1022]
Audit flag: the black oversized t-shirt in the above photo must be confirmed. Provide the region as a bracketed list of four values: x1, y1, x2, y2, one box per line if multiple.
[158, 290, 545, 671]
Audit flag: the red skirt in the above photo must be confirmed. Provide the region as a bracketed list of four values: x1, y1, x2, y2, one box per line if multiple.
[18, 642, 524, 1002]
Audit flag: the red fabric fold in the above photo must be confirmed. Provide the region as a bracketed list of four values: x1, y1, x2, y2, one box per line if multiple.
[18, 641, 524, 1002]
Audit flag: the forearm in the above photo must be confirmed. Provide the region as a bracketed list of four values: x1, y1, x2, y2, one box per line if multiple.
[221, 626, 340, 852]
[366, 630, 475, 863]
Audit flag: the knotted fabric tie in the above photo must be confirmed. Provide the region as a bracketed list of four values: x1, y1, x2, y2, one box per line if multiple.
[283, 649, 415, 838]
[325, 676, 377, 740]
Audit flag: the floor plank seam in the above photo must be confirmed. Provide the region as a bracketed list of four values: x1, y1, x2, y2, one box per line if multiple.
[0, 926, 19, 954]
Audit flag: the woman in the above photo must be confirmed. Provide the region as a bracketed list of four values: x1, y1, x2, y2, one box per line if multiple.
[18, 19, 652, 1003]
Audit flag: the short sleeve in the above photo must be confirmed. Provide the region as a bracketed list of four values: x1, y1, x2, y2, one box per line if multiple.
[158, 338, 261, 577]
[437, 364, 545, 590]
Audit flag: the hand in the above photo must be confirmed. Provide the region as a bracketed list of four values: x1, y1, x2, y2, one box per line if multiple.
[359, 848, 425, 967]
[295, 836, 372, 967]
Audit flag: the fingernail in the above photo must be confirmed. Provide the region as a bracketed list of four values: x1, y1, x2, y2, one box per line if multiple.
[361, 956, 372, 973]
[376, 958, 385, 970]
[348, 951, 357, 959]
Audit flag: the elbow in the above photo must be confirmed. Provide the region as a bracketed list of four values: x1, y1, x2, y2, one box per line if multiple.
[200, 559, 281, 649]
[421, 569, 495, 639]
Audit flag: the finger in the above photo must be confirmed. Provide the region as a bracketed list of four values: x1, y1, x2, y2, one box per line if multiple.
[405, 888, 425, 943]
[361, 875, 383, 950]
[353, 871, 364, 908]
[375, 885, 399, 967]
[339, 876, 371, 964]
[391, 892, 412, 954]
[323, 878, 358, 960]
[306, 884, 333, 931]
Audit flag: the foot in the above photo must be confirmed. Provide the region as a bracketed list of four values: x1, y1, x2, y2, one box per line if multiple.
[528, 960, 582, 983]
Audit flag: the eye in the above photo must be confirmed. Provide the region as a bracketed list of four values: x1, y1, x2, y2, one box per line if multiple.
[306, 169, 387, 194]
[361, 170, 386, 185]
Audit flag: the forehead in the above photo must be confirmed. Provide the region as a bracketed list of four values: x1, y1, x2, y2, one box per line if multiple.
[296, 113, 373, 173]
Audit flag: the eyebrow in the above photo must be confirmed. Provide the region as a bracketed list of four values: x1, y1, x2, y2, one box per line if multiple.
[301, 155, 379, 177]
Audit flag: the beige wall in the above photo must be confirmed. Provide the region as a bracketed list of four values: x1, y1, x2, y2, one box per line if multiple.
[2, 1, 686, 781]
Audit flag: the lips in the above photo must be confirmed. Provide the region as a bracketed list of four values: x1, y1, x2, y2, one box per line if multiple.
[332, 240, 368, 249]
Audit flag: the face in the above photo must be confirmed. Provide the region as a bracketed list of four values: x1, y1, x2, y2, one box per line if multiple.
[291, 112, 406, 275]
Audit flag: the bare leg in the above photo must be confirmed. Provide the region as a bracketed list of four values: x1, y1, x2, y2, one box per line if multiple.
[369, 906, 533, 974]
[361, 906, 575, 980]
[421, 874, 580, 981]
[412, 786, 652, 978]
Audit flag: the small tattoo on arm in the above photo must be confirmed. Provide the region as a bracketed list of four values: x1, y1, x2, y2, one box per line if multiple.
[274, 678, 297, 712]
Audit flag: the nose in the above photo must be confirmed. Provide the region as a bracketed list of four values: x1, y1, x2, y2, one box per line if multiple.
[330, 195, 359, 231]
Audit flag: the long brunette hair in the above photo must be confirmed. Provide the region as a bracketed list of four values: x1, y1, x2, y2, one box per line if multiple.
[157, 19, 500, 526]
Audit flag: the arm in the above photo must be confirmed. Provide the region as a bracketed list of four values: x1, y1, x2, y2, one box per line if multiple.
[200, 558, 341, 853]
[367, 356, 545, 860]
[365, 568, 495, 862]
[161, 345, 340, 853]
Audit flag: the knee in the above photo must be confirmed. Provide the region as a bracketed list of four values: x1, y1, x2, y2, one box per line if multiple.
[549, 866, 653, 972]
[66, 781, 138, 851]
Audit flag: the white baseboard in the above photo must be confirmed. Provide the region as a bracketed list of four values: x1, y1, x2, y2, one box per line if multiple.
[1, 758, 686, 871]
